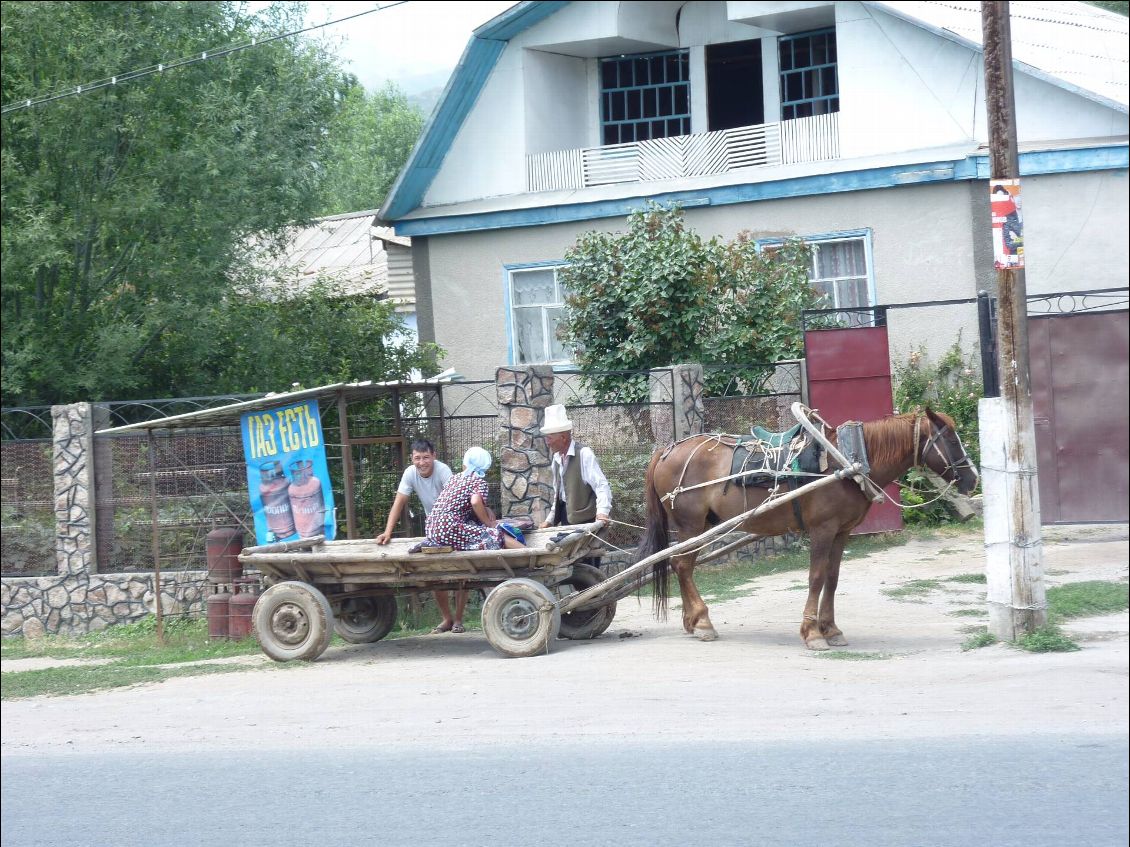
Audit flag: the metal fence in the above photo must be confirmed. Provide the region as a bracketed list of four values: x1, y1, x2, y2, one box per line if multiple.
[1, 365, 799, 579]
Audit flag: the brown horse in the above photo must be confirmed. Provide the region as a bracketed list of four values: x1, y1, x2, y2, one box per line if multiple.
[638, 409, 979, 649]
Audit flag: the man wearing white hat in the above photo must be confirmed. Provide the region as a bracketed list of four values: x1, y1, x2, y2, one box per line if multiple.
[539, 404, 612, 528]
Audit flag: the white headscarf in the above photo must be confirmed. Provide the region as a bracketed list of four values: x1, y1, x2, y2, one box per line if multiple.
[463, 446, 492, 478]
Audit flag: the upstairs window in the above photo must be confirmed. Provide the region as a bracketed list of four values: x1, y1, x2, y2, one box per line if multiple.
[779, 29, 839, 120]
[600, 50, 690, 145]
[507, 265, 571, 365]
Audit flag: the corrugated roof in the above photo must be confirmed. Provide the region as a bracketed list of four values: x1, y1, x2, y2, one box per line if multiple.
[872, 1, 1129, 112]
[252, 210, 414, 300]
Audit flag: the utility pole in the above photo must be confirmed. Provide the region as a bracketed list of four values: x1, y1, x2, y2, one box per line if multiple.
[979, 1, 1046, 639]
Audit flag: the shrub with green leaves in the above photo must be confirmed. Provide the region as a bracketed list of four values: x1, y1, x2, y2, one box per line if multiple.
[558, 203, 820, 402]
[892, 338, 984, 525]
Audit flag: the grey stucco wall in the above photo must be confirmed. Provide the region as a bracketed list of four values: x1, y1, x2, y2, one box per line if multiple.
[421, 169, 1127, 382]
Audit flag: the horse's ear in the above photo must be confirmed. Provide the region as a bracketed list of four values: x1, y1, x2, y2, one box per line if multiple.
[924, 407, 948, 429]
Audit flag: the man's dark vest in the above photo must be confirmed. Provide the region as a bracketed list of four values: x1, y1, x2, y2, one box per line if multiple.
[555, 441, 597, 525]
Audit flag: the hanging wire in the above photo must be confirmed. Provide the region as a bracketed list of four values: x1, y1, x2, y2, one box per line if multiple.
[1, 1, 407, 115]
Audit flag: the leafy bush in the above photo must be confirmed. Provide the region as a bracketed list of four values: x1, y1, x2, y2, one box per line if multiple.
[892, 338, 984, 526]
[558, 203, 820, 402]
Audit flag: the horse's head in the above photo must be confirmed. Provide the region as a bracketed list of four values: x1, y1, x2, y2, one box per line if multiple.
[918, 408, 979, 494]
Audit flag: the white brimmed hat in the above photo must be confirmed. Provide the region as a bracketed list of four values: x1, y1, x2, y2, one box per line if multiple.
[540, 404, 573, 435]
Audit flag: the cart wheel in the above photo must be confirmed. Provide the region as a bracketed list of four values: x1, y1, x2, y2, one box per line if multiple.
[556, 563, 617, 640]
[481, 578, 561, 658]
[334, 595, 397, 644]
[252, 581, 334, 662]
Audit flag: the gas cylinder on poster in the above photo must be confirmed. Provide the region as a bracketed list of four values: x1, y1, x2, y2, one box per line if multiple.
[205, 527, 244, 584]
[287, 459, 326, 538]
[228, 577, 259, 640]
[259, 461, 295, 541]
[207, 584, 231, 640]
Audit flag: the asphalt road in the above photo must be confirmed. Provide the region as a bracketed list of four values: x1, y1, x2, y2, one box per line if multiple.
[4, 734, 1127, 847]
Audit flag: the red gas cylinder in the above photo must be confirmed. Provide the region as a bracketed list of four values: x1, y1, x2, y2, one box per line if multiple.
[229, 577, 259, 640]
[206, 527, 244, 584]
[207, 585, 231, 640]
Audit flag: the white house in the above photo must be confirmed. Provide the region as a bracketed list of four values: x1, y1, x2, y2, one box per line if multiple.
[380, 1, 1129, 380]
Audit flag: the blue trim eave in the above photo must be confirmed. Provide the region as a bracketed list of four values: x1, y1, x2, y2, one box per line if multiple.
[380, 2, 570, 222]
[392, 145, 1128, 237]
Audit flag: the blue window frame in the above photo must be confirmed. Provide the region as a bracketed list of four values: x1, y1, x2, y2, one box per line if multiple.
[779, 29, 839, 120]
[759, 230, 875, 314]
[600, 50, 690, 146]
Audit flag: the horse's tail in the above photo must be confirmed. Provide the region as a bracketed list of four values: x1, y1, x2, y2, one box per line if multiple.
[637, 447, 671, 620]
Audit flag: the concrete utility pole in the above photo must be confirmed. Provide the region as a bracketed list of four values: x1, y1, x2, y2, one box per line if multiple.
[978, 1, 1046, 639]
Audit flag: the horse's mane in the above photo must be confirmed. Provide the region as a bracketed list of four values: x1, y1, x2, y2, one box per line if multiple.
[858, 409, 956, 470]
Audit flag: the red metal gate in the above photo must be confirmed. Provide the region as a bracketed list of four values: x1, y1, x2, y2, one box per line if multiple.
[1029, 310, 1129, 523]
[804, 323, 903, 534]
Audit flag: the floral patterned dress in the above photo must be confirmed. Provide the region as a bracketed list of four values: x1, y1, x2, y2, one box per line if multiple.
[424, 472, 503, 551]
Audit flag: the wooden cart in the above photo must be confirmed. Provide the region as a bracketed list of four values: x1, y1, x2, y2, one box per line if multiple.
[238, 521, 617, 660]
[242, 404, 869, 660]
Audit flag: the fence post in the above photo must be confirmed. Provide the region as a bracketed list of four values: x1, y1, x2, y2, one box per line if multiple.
[653, 364, 705, 442]
[51, 403, 96, 577]
[496, 366, 555, 522]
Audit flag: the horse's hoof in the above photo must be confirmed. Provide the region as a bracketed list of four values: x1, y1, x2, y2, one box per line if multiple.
[805, 637, 830, 651]
[694, 627, 718, 642]
[825, 634, 848, 647]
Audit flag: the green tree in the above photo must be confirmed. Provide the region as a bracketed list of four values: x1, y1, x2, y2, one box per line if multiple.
[0, 1, 390, 404]
[317, 81, 425, 216]
[557, 204, 820, 400]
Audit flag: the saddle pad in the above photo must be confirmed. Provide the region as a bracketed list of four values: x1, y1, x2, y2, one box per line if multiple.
[749, 423, 803, 448]
[729, 431, 824, 488]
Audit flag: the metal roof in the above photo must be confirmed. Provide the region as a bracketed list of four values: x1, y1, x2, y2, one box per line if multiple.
[873, 1, 1129, 113]
[250, 210, 413, 299]
[95, 375, 456, 435]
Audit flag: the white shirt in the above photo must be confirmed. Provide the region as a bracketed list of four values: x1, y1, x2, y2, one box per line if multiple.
[396, 461, 452, 515]
[551, 441, 612, 516]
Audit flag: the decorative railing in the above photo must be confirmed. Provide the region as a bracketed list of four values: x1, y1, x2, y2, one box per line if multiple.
[527, 113, 839, 192]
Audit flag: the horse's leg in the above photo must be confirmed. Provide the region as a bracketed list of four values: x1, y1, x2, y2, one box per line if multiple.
[818, 529, 852, 647]
[671, 550, 717, 641]
[800, 526, 838, 650]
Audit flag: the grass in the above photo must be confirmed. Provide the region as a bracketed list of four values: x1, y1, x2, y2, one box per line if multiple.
[814, 650, 889, 661]
[959, 580, 1127, 653]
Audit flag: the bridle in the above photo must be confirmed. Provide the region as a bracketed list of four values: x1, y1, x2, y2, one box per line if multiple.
[913, 412, 977, 482]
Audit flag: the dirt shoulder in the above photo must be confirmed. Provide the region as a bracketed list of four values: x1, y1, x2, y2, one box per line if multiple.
[2, 524, 1126, 756]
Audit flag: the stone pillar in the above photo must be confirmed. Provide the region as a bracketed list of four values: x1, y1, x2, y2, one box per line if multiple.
[52, 403, 96, 576]
[497, 366, 555, 522]
[651, 364, 705, 443]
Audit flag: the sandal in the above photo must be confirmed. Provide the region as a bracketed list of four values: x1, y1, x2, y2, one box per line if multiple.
[451, 623, 465, 634]
[431, 622, 453, 634]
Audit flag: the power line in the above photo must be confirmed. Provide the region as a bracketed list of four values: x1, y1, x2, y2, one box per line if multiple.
[1, 1, 408, 115]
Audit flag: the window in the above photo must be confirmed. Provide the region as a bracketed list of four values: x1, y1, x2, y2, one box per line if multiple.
[806, 238, 870, 310]
[760, 232, 874, 319]
[507, 265, 571, 365]
[779, 29, 839, 120]
[600, 50, 690, 146]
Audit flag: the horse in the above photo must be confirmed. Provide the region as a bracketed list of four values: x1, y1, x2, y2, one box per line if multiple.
[637, 408, 979, 649]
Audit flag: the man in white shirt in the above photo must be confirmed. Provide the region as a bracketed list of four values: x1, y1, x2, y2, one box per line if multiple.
[376, 439, 467, 633]
[538, 404, 612, 528]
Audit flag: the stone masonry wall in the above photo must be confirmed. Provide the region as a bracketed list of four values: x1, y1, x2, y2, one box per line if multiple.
[496, 366, 555, 522]
[2, 403, 208, 637]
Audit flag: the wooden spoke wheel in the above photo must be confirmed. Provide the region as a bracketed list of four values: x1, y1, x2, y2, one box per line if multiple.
[334, 595, 397, 644]
[481, 578, 561, 658]
[252, 581, 334, 662]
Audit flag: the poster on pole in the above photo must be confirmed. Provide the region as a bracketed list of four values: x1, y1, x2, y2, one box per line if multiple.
[990, 178, 1024, 269]
[240, 399, 337, 546]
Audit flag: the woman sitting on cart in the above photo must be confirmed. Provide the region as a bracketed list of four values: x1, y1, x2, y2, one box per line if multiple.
[424, 447, 526, 551]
